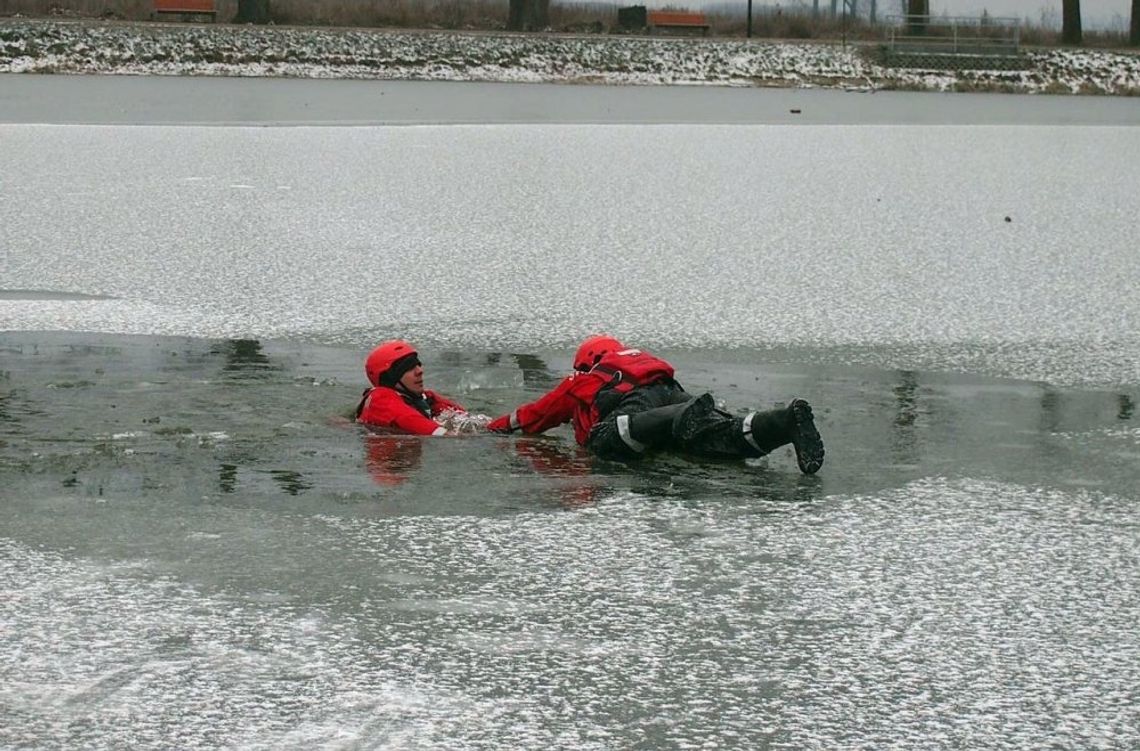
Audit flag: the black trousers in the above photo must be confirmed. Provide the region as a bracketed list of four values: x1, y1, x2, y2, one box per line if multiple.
[586, 382, 770, 462]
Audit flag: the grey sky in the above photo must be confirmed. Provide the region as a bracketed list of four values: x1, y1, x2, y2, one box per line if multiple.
[684, 1, 1134, 29]
[929, 0, 1130, 27]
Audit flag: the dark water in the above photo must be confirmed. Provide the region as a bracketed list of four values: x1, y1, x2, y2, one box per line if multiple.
[4, 331, 1136, 507]
[3, 331, 1138, 749]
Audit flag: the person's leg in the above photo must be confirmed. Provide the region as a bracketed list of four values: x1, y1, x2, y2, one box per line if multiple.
[671, 393, 759, 459]
[620, 400, 691, 451]
[673, 394, 825, 474]
[587, 383, 692, 460]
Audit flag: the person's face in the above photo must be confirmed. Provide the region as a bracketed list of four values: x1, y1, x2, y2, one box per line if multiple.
[398, 362, 425, 396]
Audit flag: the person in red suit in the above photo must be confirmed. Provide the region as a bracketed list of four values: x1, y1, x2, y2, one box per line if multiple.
[488, 335, 824, 474]
[355, 340, 466, 436]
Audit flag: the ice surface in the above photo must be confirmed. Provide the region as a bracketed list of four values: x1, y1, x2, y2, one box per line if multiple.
[3, 123, 1138, 386]
[4, 476, 1138, 749]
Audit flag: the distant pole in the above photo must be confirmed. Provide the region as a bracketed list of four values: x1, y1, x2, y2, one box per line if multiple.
[842, 0, 847, 49]
[747, 0, 753, 37]
[1132, 0, 1140, 46]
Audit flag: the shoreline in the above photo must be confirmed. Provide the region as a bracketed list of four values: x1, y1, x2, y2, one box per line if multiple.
[3, 17, 1140, 95]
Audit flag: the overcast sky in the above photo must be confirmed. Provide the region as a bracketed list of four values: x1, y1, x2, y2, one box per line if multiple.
[928, 0, 1130, 26]
[686, 1, 1134, 29]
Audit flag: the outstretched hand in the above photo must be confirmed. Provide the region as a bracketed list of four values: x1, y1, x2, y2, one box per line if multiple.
[436, 409, 493, 435]
[486, 415, 512, 433]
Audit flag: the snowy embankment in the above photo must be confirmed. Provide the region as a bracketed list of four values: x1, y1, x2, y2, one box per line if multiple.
[2, 18, 1139, 94]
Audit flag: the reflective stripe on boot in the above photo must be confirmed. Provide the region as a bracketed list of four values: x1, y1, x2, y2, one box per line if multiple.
[616, 414, 647, 453]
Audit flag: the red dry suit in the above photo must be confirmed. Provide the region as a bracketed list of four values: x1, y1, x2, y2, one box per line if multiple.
[487, 348, 675, 445]
[356, 386, 465, 436]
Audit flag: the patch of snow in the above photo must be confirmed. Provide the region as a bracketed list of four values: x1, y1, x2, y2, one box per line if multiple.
[1, 19, 1139, 94]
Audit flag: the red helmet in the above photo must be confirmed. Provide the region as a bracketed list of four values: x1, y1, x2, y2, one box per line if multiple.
[573, 335, 624, 372]
[365, 340, 417, 386]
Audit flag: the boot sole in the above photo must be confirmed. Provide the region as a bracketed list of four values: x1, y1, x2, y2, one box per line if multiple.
[789, 398, 825, 474]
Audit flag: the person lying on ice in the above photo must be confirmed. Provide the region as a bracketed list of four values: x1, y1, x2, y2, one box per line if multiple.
[487, 335, 825, 474]
[355, 339, 471, 436]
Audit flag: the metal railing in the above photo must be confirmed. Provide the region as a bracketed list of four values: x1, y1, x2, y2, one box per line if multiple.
[885, 15, 1021, 57]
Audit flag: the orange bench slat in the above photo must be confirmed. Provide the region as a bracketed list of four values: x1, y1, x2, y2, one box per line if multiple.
[647, 11, 708, 26]
[154, 0, 216, 12]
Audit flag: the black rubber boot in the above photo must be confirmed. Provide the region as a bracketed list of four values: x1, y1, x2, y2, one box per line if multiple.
[788, 399, 825, 474]
[745, 399, 825, 474]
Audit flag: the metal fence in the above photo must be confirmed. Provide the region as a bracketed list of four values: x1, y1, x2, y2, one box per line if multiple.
[882, 14, 1025, 69]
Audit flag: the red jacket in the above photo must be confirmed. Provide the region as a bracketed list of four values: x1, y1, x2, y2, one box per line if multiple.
[357, 387, 465, 436]
[488, 348, 674, 445]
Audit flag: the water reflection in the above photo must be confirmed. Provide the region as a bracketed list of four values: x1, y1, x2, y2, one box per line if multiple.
[219, 462, 237, 494]
[474, 353, 558, 387]
[1119, 394, 1134, 421]
[0, 391, 13, 425]
[511, 353, 559, 389]
[1039, 388, 1062, 433]
[892, 370, 920, 464]
[363, 433, 424, 488]
[269, 469, 311, 495]
[0, 390, 38, 434]
[511, 438, 599, 509]
[216, 461, 331, 496]
[215, 339, 276, 376]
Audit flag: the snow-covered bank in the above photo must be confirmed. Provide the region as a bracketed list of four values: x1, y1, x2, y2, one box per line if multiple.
[2, 18, 1140, 94]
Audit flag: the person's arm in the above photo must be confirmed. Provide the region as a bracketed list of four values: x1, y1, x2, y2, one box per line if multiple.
[488, 376, 578, 435]
[426, 390, 466, 416]
[358, 389, 448, 436]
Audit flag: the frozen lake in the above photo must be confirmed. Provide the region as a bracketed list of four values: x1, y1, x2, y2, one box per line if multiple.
[2, 77, 1139, 750]
[3, 120, 1139, 386]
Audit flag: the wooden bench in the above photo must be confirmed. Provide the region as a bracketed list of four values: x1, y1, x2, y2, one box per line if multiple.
[153, 0, 217, 22]
[647, 11, 710, 36]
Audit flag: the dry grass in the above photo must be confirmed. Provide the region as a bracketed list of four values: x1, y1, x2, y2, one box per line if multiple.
[1, 0, 1137, 48]
[0, 0, 237, 21]
[267, 0, 507, 30]
[707, 10, 883, 41]
[1018, 24, 1133, 49]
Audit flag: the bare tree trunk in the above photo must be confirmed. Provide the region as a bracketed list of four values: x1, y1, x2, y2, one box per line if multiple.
[508, 0, 548, 30]
[1062, 0, 1082, 45]
[508, 0, 525, 30]
[529, 0, 549, 29]
[1131, 0, 1139, 45]
[234, 0, 269, 24]
[907, 0, 928, 35]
